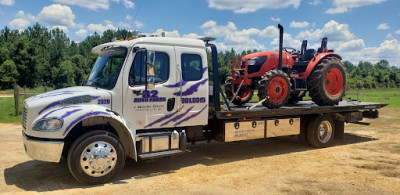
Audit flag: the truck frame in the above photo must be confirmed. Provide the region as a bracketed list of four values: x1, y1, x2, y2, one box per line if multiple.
[22, 36, 387, 184]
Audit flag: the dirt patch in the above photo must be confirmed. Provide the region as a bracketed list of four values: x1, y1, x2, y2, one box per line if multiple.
[0, 95, 13, 98]
[0, 107, 399, 194]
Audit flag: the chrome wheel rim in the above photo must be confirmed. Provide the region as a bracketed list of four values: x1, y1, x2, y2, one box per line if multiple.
[318, 121, 333, 143]
[80, 141, 117, 177]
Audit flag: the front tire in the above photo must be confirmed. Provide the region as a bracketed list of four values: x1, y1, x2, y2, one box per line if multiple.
[308, 57, 346, 106]
[258, 69, 291, 108]
[306, 115, 336, 148]
[224, 76, 254, 105]
[67, 130, 126, 184]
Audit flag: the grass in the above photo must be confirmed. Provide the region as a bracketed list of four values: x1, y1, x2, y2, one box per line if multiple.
[0, 97, 23, 123]
[249, 88, 399, 108]
[0, 86, 52, 123]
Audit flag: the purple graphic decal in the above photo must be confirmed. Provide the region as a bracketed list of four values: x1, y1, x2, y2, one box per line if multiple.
[173, 78, 208, 96]
[144, 109, 179, 128]
[202, 67, 207, 74]
[160, 106, 194, 127]
[39, 95, 100, 115]
[36, 91, 76, 99]
[63, 111, 110, 135]
[175, 105, 207, 126]
[92, 96, 100, 100]
[41, 106, 80, 119]
[164, 81, 188, 88]
[39, 101, 61, 115]
[61, 109, 82, 119]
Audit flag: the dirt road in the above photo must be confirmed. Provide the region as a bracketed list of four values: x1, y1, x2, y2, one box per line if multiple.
[0, 108, 399, 194]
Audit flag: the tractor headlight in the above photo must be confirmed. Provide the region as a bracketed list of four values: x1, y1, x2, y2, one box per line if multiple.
[248, 58, 256, 66]
[33, 118, 63, 131]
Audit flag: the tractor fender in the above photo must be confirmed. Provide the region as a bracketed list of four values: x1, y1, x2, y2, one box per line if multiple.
[304, 52, 342, 79]
[32, 104, 137, 161]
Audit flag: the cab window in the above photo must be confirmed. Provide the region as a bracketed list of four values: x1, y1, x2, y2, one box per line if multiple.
[129, 51, 169, 86]
[181, 54, 202, 81]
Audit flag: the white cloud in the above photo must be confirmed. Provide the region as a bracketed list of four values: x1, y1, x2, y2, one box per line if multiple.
[54, 0, 134, 10]
[207, 0, 300, 13]
[343, 39, 400, 66]
[290, 21, 309, 28]
[270, 17, 280, 22]
[395, 30, 400, 35]
[53, 0, 109, 11]
[326, 0, 386, 14]
[38, 4, 76, 27]
[201, 20, 237, 37]
[118, 14, 143, 29]
[297, 20, 354, 42]
[308, 0, 321, 6]
[112, 0, 134, 8]
[9, 18, 30, 30]
[385, 33, 394, 40]
[88, 20, 116, 33]
[200, 20, 266, 52]
[182, 33, 201, 39]
[271, 33, 301, 49]
[0, 0, 14, 6]
[52, 25, 69, 33]
[150, 29, 181, 38]
[337, 39, 365, 52]
[75, 29, 87, 38]
[9, 10, 36, 30]
[377, 23, 390, 30]
[259, 25, 278, 38]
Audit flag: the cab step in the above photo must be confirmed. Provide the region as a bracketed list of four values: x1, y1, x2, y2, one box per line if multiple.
[138, 150, 184, 160]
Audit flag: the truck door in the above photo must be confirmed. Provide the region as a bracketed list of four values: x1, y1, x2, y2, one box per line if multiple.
[172, 46, 209, 127]
[122, 45, 180, 129]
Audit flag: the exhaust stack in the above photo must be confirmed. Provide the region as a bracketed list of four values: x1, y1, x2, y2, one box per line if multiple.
[278, 24, 283, 70]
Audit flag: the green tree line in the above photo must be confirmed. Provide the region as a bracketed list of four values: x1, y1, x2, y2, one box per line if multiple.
[1, 23, 399, 90]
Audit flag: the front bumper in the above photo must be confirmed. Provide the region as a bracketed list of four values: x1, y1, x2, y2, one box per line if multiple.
[22, 131, 64, 163]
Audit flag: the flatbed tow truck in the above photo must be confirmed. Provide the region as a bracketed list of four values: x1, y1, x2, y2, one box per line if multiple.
[22, 35, 387, 184]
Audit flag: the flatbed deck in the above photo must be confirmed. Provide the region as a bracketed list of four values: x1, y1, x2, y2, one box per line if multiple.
[216, 100, 388, 119]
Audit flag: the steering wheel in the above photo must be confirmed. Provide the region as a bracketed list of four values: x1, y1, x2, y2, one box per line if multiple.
[283, 47, 297, 54]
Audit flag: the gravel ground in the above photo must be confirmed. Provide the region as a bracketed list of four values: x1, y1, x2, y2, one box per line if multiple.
[0, 108, 399, 194]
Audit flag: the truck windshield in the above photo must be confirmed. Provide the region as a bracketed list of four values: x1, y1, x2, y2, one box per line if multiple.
[86, 47, 127, 90]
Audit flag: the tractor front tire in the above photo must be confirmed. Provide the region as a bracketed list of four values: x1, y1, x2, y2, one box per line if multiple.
[224, 76, 254, 105]
[308, 57, 346, 106]
[258, 69, 291, 108]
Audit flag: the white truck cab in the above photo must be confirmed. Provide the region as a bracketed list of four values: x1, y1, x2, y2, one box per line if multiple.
[23, 37, 209, 184]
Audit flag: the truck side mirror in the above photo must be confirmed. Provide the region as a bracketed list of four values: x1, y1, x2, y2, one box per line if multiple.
[146, 51, 156, 89]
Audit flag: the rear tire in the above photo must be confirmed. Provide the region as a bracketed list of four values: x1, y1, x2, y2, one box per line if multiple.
[224, 76, 254, 105]
[67, 130, 126, 184]
[308, 57, 346, 106]
[258, 69, 291, 108]
[306, 115, 335, 148]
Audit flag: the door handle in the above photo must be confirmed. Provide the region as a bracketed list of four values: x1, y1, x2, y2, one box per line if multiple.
[132, 89, 142, 96]
[167, 98, 175, 111]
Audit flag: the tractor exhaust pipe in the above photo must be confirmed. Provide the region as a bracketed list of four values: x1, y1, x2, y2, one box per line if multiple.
[278, 24, 283, 71]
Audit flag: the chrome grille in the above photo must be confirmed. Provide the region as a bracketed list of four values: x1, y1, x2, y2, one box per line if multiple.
[22, 106, 27, 130]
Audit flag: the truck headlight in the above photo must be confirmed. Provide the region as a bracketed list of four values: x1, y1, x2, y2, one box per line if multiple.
[33, 118, 63, 131]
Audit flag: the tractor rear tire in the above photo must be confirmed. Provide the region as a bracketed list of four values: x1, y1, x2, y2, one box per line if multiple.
[258, 69, 291, 108]
[224, 76, 254, 105]
[308, 57, 346, 106]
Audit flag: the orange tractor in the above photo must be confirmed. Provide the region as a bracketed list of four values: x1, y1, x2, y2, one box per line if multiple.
[225, 24, 346, 108]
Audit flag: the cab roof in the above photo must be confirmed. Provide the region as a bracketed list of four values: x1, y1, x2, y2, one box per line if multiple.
[92, 37, 206, 54]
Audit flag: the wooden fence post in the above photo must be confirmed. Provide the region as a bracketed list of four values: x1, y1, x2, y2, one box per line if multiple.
[13, 83, 19, 116]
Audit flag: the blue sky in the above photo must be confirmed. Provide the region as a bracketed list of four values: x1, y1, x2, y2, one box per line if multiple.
[1, 0, 400, 66]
